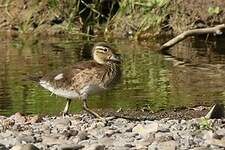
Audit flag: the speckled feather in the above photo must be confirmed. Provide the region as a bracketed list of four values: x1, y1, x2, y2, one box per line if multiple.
[40, 60, 121, 96]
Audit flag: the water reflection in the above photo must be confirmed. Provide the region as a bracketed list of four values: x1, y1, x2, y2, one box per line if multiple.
[0, 35, 225, 116]
[0, 61, 11, 112]
[169, 37, 225, 106]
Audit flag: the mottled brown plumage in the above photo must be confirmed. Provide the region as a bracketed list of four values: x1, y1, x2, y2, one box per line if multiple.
[39, 42, 121, 118]
[41, 61, 120, 93]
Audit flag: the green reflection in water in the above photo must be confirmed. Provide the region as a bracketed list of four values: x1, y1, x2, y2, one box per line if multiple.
[0, 36, 225, 116]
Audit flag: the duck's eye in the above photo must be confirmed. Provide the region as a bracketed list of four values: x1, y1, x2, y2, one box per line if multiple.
[102, 48, 108, 52]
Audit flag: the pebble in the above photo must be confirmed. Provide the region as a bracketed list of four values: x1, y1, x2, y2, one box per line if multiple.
[86, 144, 105, 150]
[0, 113, 225, 149]
[11, 144, 39, 150]
[16, 135, 36, 144]
[53, 118, 72, 129]
[62, 129, 78, 139]
[206, 138, 225, 148]
[77, 131, 89, 141]
[42, 136, 66, 145]
[59, 144, 84, 150]
[0, 143, 8, 150]
[132, 122, 159, 137]
[157, 140, 177, 150]
[10, 112, 26, 124]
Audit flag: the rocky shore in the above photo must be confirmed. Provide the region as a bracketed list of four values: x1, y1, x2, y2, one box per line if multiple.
[0, 112, 225, 150]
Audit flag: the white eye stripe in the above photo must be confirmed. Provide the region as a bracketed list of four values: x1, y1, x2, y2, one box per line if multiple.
[95, 46, 109, 51]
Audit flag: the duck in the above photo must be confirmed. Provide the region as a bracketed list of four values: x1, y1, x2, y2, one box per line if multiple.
[39, 42, 121, 119]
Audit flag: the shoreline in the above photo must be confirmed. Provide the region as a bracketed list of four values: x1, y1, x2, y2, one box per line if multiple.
[1, 110, 225, 150]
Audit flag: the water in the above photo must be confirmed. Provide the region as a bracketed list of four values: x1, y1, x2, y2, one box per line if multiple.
[0, 35, 225, 116]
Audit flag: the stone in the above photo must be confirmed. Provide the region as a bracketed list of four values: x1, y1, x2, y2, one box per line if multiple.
[11, 144, 39, 150]
[190, 146, 211, 150]
[0, 137, 17, 147]
[134, 139, 151, 149]
[141, 133, 155, 144]
[206, 138, 225, 147]
[215, 129, 225, 137]
[105, 130, 120, 137]
[124, 143, 135, 148]
[10, 112, 26, 124]
[42, 136, 67, 145]
[113, 118, 128, 128]
[125, 127, 133, 132]
[12, 124, 23, 131]
[157, 126, 170, 133]
[88, 128, 107, 139]
[148, 141, 158, 150]
[132, 122, 159, 137]
[112, 146, 129, 150]
[136, 145, 148, 150]
[2, 119, 15, 128]
[157, 140, 177, 150]
[86, 144, 105, 150]
[27, 115, 42, 124]
[97, 137, 114, 146]
[54, 118, 71, 129]
[155, 132, 174, 142]
[3, 110, 225, 150]
[0, 143, 8, 150]
[78, 131, 89, 141]
[59, 144, 84, 150]
[77, 140, 91, 146]
[17, 135, 36, 144]
[203, 130, 224, 141]
[1, 130, 14, 138]
[62, 129, 79, 139]
[112, 135, 130, 147]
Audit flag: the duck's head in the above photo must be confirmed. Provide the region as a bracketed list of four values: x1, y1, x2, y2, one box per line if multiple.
[92, 42, 121, 64]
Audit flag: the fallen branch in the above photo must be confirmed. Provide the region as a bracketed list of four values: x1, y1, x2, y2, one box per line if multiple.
[160, 24, 225, 51]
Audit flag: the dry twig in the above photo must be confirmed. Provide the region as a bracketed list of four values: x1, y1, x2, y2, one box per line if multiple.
[160, 24, 225, 51]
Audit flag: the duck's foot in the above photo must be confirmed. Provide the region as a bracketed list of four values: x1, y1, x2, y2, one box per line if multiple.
[82, 99, 108, 123]
[83, 106, 103, 120]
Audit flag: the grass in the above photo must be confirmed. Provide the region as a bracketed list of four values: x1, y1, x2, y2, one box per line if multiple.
[107, 0, 170, 39]
[199, 117, 213, 130]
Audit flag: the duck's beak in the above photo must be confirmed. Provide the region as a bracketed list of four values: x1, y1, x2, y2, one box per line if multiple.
[110, 54, 121, 63]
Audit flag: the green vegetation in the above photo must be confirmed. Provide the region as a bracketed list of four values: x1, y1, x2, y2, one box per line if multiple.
[1, 0, 225, 38]
[199, 117, 213, 130]
[0, 0, 171, 38]
[107, 0, 170, 39]
[14, 0, 118, 35]
[208, 6, 221, 16]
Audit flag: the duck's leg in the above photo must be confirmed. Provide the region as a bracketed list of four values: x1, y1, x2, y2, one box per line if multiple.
[63, 98, 71, 117]
[82, 98, 103, 120]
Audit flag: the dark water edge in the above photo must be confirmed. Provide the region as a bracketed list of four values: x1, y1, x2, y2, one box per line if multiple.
[0, 35, 225, 116]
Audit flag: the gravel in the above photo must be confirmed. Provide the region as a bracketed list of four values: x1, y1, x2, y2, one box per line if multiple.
[0, 112, 225, 150]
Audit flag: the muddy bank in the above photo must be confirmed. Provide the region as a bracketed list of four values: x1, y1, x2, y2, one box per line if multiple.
[0, 0, 224, 38]
[0, 0, 118, 36]
[169, 0, 225, 34]
[1, 112, 225, 150]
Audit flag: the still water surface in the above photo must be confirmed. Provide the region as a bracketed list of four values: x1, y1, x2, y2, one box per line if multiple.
[0, 35, 225, 116]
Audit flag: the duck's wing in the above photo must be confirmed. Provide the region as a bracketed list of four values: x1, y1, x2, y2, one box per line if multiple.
[40, 61, 107, 91]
